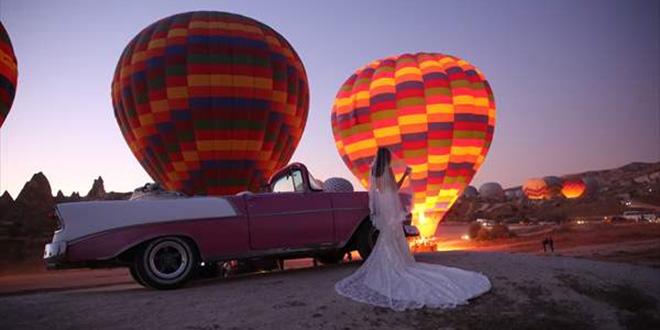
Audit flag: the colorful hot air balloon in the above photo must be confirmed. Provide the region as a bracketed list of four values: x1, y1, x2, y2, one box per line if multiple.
[479, 182, 504, 201]
[523, 178, 547, 200]
[543, 176, 563, 199]
[0, 21, 18, 129]
[562, 178, 586, 199]
[331, 53, 496, 237]
[112, 12, 309, 196]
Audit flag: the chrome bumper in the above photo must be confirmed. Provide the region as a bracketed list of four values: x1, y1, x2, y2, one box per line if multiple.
[43, 241, 67, 268]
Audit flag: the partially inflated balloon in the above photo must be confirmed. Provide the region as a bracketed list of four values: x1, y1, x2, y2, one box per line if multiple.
[543, 176, 563, 199]
[0, 21, 18, 129]
[562, 178, 585, 199]
[331, 53, 496, 237]
[462, 185, 478, 199]
[479, 182, 504, 201]
[112, 12, 309, 195]
[523, 178, 547, 200]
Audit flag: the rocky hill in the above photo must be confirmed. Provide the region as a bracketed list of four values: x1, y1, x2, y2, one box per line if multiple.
[448, 161, 660, 222]
[0, 174, 131, 238]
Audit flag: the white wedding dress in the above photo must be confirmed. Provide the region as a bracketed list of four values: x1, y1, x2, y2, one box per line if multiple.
[335, 167, 491, 311]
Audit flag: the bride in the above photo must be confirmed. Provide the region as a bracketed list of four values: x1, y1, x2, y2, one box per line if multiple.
[335, 147, 491, 311]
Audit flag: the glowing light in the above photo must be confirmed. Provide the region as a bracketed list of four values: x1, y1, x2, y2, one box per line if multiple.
[409, 236, 438, 253]
[331, 53, 496, 239]
[562, 178, 586, 199]
[415, 211, 437, 238]
[461, 234, 470, 240]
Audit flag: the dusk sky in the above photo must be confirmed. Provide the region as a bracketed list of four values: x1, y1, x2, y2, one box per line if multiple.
[0, 0, 658, 197]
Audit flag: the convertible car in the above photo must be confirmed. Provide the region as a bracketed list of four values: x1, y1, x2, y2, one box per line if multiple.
[44, 163, 418, 289]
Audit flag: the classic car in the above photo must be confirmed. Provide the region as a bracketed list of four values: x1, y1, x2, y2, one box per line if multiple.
[44, 163, 418, 289]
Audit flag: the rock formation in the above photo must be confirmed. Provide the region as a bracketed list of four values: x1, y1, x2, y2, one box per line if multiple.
[86, 176, 106, 201]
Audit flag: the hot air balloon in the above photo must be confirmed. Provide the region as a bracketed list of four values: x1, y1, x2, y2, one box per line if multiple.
[331, 53, 496, 238]
[504, 187, 524, 200]
[562, 178, 586, 198]
[462, 185, 478, 199]
[543, 176, 563, 199]
[479, 182, 504, 201]
[112, 12, 309, 196]
[523, 178, 547, 200]
[0, 21, 18, 129]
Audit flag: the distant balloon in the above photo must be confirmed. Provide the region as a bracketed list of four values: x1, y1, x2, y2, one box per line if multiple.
[479, 182, 504, 201]
[0, 21, 18, 129]
[462, 185, 478, 199]
[112, 12, 309, 196]
[505, 187, 524, 200]
[562, 178, 585, 199]
[523, 178, 547, 200]
[543, 176, 563, 199]
[323, 177, 354, 193]
[331, 53, 496, 238]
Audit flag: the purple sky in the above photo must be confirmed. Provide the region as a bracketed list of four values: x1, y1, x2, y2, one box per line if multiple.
[0, 0, 658, 197]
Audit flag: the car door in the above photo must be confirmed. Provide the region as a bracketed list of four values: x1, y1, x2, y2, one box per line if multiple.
[246, 169, 335, 251]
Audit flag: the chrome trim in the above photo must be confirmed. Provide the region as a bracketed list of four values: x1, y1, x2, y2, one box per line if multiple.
[44, 241, 67, 261]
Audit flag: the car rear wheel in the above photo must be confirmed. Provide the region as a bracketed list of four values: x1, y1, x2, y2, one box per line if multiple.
[356, 222, 379, 260]
[135, 237, 196, 290]
[129, 265, 147, 287]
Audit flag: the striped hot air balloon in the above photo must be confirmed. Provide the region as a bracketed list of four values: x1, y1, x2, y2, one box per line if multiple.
[331, 53, 496, 237]
[562, 178, 586, 198]
[0, 21, 18, 129]
[112, 12, 309, 196]
[523, 178, 547, 200]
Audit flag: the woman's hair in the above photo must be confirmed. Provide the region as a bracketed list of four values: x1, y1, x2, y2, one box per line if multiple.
[371, 147, 392, 178]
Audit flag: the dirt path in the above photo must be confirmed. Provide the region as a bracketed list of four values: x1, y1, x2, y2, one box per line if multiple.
[1, 252, 658, 330]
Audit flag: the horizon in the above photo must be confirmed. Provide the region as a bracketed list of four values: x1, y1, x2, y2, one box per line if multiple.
[0, 0, 658, 197]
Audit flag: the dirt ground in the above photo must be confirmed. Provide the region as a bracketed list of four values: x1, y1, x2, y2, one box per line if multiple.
[0, 252, 658, 330]
[0, 222, 659, 329]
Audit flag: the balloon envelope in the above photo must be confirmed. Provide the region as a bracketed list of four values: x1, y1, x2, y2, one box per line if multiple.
[523, 178, 547, 200]
[479, 182, 504, 201]
[562, 178, 586, 198]
[331, 53, 496, 237]
[462, 185, 478, 199]
[0, 21, 18, 129]
[543, 176, 563, 199]
[112, 12, 309, 196]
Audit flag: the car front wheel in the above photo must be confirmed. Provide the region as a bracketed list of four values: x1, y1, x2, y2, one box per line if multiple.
[135, 237, 196, 290]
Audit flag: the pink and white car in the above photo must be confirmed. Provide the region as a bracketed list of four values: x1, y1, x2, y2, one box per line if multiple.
[44, 163, 418, 289]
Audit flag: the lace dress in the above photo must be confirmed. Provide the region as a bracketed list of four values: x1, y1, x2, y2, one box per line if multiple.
[334, 168, 491, 311]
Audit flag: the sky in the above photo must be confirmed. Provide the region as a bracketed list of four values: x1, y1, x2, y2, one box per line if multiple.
[0, 0, 658, 197]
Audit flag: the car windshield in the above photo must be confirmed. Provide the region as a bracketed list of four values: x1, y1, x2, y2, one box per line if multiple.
[308, 171, 323, 191]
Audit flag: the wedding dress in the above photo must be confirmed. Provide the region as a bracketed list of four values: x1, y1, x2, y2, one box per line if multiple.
[334, 162, 491, 311]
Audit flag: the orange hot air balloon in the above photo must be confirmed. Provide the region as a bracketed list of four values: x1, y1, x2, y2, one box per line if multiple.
[562, 178, 586, 198]
[523, 178, 548, 200]
[331, 53, 496, 237]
